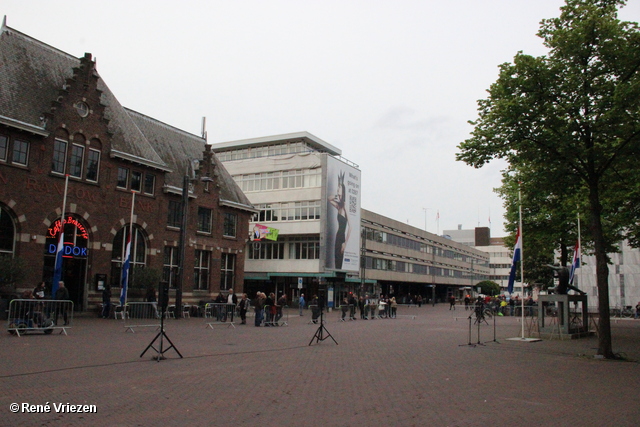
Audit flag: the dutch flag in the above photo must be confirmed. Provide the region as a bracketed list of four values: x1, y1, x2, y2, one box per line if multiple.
[120, 232, 132, 306]
[569, 240, 580, 285]
[51, 223, 65, 296]
[507, 228, 522, 294]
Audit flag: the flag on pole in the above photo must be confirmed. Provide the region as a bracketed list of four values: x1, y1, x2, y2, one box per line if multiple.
[120, 192, 136, 307]
[569, 240, 580, 285]
[51, 220, 65, 296]
[51, 175, 69, 297]
[507, 228, 522, 294]
[120, 231, 131, 306]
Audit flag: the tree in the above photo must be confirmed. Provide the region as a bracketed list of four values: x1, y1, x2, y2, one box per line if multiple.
[476, 280, 500, 296]
[457, 0, 640, 358]
[0, 256, 26, 294]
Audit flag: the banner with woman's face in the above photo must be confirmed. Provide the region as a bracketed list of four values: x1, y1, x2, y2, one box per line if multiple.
[325, 156, 361, 272]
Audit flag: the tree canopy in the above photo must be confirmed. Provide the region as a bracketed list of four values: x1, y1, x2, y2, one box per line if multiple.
[456, 0, 640, 358]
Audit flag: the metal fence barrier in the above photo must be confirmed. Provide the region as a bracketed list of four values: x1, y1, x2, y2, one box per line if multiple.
[204, 303, 237, 328]
[263, 305, 289, 326]
[7, 299, 73, 336]
[122, 302, 161, 332]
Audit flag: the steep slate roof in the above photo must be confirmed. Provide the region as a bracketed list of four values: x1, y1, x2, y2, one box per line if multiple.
[0, 20, 166, 168]
[0, 18, 252, 211]
[127, 109, 253, 209]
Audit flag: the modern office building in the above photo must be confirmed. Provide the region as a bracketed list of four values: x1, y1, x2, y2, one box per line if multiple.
[0, 20, 254, 312]
[362, 210, 490, 303]
[213, 133, 490, 305]
[211, 132, 362, 306]
[567, 240, 640, 310]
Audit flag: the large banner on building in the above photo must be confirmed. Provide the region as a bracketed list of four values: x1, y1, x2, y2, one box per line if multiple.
[325, 156, 361, 272]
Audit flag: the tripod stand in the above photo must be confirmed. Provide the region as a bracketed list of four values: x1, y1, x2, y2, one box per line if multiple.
[308, 308, 338, 346]
[459, 306, 488, 348]
[140, 307, 183, 361]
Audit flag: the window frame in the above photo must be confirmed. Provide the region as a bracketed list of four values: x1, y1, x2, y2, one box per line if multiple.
[220, 253, 235, 290]
[117, 167, 129, 189]
[131, 170, 142, 192]
[194, 249, 210, 290]
[52, 139, 68, 174]
[12, 139, 29, 166]
[223, 212, 237, 238]
[86, 148, 100, 182]
[167, 200, 182, 228]
[197, 207, 212, 234]
[0, 135, 7, 162]
[69, 143, 85, 178]
[144, 173, 155, 195]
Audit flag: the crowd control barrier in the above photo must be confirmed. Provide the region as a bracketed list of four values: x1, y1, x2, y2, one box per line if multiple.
[204, 303, 237, 328]
[263, 304, 289, 326]
[122, 302, 161, 332]
[7, 299, 73, 336]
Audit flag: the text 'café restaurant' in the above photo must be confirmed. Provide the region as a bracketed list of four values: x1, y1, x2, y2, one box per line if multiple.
[0, 20, 255, 312]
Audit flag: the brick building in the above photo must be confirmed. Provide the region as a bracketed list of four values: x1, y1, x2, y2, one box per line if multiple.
[0, 19, 254, 312]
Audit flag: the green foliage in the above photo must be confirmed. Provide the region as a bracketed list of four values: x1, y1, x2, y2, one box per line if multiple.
[476, 280, 501, 296]
[0, 256, 26, 287]
[456, 0, 639, 358]
[131, 267, 161, 290]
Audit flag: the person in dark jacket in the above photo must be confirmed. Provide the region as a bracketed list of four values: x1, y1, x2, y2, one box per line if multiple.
[54, 281, 70, 325]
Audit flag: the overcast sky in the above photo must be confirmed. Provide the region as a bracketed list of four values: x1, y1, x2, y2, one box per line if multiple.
[4, 1, 639, 238]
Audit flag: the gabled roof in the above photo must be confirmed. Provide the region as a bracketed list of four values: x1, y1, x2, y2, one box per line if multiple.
[0, 17, 253, 212]
[0, 19, 166, 169]
[127, 109, 253, 210]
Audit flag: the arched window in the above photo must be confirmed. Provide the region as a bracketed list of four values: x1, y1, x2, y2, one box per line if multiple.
[111, 225, 147, 288]
[0, 205, 16, 256]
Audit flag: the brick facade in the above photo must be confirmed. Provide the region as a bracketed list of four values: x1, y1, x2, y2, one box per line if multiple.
[0, 24, 253, 311]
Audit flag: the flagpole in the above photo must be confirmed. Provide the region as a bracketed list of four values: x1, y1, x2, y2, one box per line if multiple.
[51, 174, 70, 297]
[121, 192, 135, 308]
[577, 207, 582, 290]
[518, 187, 525, 338]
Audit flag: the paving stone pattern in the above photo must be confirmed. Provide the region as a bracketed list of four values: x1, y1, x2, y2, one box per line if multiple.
[1, 304, 639, 426]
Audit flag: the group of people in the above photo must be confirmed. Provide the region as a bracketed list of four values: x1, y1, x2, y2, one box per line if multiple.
[19, 280, 70, 326]
[253, 292, 287, 327]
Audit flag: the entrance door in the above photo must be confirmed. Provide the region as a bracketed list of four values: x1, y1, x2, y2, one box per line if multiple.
[42, 256, 86, 311]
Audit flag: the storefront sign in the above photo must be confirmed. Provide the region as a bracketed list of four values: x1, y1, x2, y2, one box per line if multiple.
[47, 244, 88, 257]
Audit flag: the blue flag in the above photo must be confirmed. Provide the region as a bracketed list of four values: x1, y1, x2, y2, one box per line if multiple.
[507, 228, 522, 294]
[51, 222, 65, 297]
[120, 232, 132, 306]
[569, 240, 580, 285]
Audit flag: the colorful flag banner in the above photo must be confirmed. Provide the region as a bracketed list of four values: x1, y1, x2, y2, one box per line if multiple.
[119, 231, 131, 307]
[569, 240, 580, 285]
[507, 228, 522, 294]
[251, 224, 279, 241]
[51, 175, 69, 296]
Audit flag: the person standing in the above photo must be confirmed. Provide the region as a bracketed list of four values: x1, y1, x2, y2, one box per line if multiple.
[359, 295, 366, 319]
[298, 293, 305, 316]
[275, 293, 286, 325]
[390, 296, 398, 318]
[348, 293, 357, 320]
[238, 293, 250, 325]
[33, 282, 46, 300]
[254, 292, 265, 327]
[227, 289, 238, 322]
[54, 281, 70, 325]
[449, 295, 456, 310]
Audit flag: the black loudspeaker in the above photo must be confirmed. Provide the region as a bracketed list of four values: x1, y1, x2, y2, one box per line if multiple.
[318, 290, 326, 310]
[159, 281, 169, 312]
